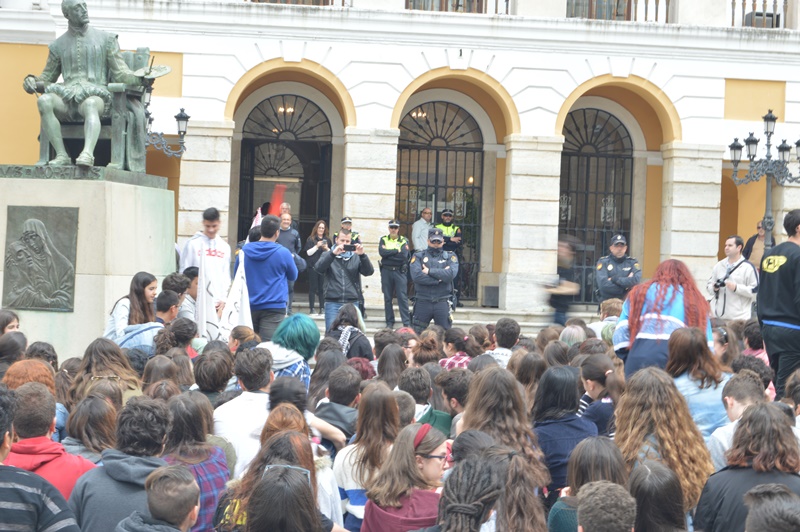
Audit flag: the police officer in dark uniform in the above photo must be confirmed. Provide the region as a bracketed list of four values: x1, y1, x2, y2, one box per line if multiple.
[410, 228, 459, 333]
[595, 234, 641, 303]
[379, 219, 411, 328]
[435, 208, 463, 306]
[332, 216, 361, 245]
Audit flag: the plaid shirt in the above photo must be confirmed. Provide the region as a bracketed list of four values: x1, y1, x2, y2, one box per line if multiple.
[439, 352, 471, 370]
[165, 446, 229, 532]
[275, 360, 312, 391]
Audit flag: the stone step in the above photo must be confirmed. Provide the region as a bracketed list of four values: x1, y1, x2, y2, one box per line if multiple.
[292, 302, 599, 336]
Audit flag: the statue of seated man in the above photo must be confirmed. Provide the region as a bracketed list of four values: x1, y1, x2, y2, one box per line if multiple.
[22, 0, 144, 167]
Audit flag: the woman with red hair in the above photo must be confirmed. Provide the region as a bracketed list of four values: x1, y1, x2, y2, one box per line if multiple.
[613, 259, 712, 378]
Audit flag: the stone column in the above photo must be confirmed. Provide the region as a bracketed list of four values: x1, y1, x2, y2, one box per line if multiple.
[660, 142, 724, 286]
[499, 135, 563, 312]
[343, 127, 400, 308]
[178, 120, 235, 249]
[772, 181, 800, 244]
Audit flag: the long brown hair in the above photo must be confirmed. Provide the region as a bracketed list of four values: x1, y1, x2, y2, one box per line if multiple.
[666, 327, 727, 389]
[163, 394, 212, 464]
[727, 402, 800, 472]
[462, 367, 551, 491]
[66, 394, 117, 454]
[68, 338, 141, 406]
[482, 446, 548, 531]
[580, 354, 625, 404]
[352, 382, 399, 486]
[123, 271, 157, 325]
[614, 367, 713, 510]
[308, 219, 329, 241]
[366, 423, 446, 507]
[566, 436, 628, 496]
[513, 352, 547, 414]
[229, 431, 317, 526]
[626, 259, 709, 340]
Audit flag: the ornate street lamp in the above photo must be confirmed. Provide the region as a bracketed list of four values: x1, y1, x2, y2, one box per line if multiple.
[145, 108, 190, 158]
[729, 110, 800, 250]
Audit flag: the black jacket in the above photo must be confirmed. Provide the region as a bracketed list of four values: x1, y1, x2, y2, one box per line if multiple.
[742, 233, 759, 260]
[325, 327, 373, 360]
[694, 466, 800, 532]
[315, 251, 374, 303]
[314, 401, 358, 440]
[757, 241, 800, 327]
[410, 248, 458, 302]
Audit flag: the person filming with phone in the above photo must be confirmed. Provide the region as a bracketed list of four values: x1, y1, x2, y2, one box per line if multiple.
[315, 230, 374, 332]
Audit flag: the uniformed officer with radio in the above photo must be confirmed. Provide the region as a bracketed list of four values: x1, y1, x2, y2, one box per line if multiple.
[332, 216, 361, 245]
[595, 234, 641, 303]
[379, 219, 411, 328]
[410, 228, 458, 333]
[436, 208, 463, 306]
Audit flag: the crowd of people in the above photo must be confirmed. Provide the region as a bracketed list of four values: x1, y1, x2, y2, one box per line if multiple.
[4, 209, 800, 531]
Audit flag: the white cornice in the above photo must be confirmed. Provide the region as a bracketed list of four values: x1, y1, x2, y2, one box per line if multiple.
[66, 0, 800, 66]
[0, 8, 56, 44]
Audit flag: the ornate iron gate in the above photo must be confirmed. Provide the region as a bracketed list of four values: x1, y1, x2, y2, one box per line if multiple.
[238, 94, 332, 243]
[560, 108, 634, 303]
[396, 101, 483, 301]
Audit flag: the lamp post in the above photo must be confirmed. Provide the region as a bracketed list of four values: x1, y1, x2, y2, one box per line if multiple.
[141, 83, 190, 158]
[729, 109, 800, 250]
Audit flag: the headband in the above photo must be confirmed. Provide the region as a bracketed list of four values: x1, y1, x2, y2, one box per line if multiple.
[414, 423, 433, 450]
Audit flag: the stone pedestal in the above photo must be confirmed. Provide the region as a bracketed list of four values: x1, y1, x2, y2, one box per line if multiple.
[343, 127, 400, 308]
[0, 166, 175, 360]
[660, 142, 724, 287]
[499, 135, 563, 312]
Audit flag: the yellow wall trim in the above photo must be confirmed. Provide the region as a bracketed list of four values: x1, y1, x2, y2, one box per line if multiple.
[724, 79, 786, 123]
[390, 68, 520, 140]
[224, 58, 356, 127]
[556, 74, 682, 144]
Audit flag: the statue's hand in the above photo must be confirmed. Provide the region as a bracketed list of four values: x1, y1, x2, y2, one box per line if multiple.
[23, 76, 37, 94]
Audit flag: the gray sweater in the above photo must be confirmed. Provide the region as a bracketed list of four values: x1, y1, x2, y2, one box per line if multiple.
[68, 449, 167, 532]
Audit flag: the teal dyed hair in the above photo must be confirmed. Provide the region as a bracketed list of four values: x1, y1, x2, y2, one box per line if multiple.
[272, 314, 321, 361]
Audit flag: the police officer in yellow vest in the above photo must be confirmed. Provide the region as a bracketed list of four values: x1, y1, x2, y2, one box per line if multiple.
[436, 208, 463, 306]
[379, 219, 411, 328]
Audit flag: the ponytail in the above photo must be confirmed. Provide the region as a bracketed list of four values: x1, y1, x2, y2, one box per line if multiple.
[580, 354, 625, 405]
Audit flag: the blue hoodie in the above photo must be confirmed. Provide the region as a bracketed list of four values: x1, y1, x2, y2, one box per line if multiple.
[244, 241, 298, 311]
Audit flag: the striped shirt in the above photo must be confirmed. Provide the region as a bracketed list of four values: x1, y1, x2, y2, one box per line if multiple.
[0, 464, 80, 532]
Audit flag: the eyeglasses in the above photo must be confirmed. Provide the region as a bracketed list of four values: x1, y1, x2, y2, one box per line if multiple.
[90, 375, 121, 381]
[262, 464, 312, 486]
[418, 454, 447, 461]
[716, 328, 728, 344]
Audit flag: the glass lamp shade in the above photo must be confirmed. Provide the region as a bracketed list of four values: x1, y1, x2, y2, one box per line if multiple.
[729, 138, 743, 163]
[745, 133, 759, 160]
[174, 108, 190, 136]
[778, 139, 792, 163]
[763, 109, 778, 135]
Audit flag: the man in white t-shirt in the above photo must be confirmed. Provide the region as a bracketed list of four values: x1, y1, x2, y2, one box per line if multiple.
[180, 208, 232, 311]
[213, 347, 273, 478]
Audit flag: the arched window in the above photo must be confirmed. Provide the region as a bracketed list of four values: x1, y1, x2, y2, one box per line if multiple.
[560, 108, 634, 303]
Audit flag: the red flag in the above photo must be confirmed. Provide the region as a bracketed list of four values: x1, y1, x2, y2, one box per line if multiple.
[268, 185, 286, 216]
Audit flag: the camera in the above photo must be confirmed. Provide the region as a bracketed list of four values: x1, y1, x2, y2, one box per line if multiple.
[714, 279, 727, 290]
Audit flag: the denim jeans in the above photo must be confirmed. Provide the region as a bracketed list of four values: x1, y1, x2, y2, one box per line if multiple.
[251, 308, 285, 341]
[324, 302, 345, 333]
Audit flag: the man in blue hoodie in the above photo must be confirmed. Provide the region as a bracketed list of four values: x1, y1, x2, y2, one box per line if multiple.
[244, 214, 298, 341]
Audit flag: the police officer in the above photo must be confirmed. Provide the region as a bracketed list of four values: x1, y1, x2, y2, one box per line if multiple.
[436, 208, 463, 306]
[410, 228, 459, 333]
[379, 219, 411, 328]
[332, 216, 361, 245]
[595, 234, 641, 303]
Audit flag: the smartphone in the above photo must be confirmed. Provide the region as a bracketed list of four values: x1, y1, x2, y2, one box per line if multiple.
[343, 244, 357, 252]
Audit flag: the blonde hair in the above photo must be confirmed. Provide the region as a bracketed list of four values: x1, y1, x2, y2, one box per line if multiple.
[614, 367, 713, 510]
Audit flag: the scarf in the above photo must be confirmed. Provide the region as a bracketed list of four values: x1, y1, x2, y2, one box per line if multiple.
[337, 325, 360, 356]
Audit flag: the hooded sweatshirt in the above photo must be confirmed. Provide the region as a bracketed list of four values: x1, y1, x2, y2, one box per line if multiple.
[243, 241, 298, 310]
[61, 437, 103, 464]
[68, 449, 167, 532]
[258, 340, 311, 390]
[362, 489, 439, 532]
[116, 511, 182, 532]
[180, 232, 232, 305]
[5, 436, 96, 499]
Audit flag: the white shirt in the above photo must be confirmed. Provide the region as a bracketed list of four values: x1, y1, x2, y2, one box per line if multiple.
[706, 256, 758, 321]
[180, 232, 232, 304]
[411, 218, 433, 251]
[213, 391, 270, 478]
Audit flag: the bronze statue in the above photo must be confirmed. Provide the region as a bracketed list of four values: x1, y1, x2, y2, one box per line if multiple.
[22, 0, 145, 167]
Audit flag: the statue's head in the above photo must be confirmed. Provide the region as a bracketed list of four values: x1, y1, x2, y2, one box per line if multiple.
[62, 0, 89, 26]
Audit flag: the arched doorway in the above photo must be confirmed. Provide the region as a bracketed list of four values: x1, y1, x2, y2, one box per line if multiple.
[396, 101, 483, 301]
[238, 94, 332, 242]
[560, 108, 634, 303]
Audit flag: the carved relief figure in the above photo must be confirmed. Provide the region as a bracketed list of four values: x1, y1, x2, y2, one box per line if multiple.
[4, 219, 75, 311]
